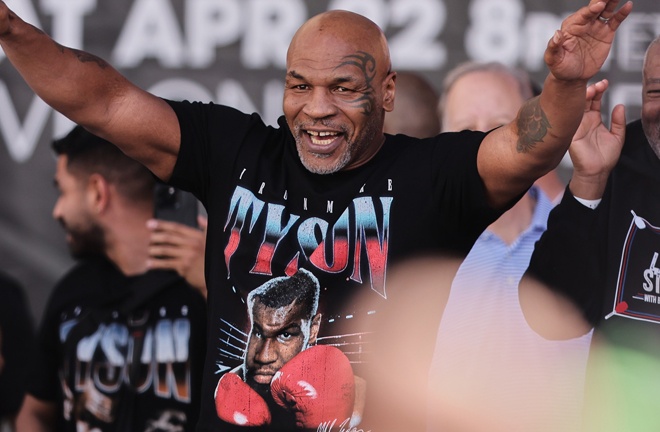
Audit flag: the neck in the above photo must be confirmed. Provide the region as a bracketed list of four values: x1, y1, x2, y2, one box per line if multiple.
[104, 209, 152, 276]
[486, 192, 536, 245]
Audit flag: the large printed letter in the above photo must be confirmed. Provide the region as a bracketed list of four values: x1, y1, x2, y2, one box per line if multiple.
[307, 210, 350, 274]
[251, 203, 299, 275]
[351, 197, 392, 298]
[224, 187, 266, 273]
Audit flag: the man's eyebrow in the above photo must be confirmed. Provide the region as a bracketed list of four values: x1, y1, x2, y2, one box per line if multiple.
[279, 323, 302, 333]
[332, 76, 357, 85]
[287, 70, 358, 85]
[287, 70, 304, 80]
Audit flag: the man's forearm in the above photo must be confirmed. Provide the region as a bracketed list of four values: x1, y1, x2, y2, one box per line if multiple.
[517, 74, 586, 173]
[526, 190, 606, 326]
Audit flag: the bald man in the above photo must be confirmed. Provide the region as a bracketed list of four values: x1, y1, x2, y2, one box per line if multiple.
[0, 1, 631, 430]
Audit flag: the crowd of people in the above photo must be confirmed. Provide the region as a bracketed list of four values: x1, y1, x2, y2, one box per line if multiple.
[2, 0, 658, 430]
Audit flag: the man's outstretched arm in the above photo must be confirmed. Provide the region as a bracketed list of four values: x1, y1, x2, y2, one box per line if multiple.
[0, 1, 179, 180]
[478, 0, 632, 209]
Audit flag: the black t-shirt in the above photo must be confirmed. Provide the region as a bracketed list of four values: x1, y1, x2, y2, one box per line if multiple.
[28, 256, 207, 432]
[166, 100, 501, 431]
[0, 271, 34, 418]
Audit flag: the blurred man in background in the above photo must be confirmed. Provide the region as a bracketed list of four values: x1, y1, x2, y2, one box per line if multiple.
[16, 127, 207, 432]
[427, 61, 592, 432]
[384, 71, 441, 138]
[525, 35, 660, 432]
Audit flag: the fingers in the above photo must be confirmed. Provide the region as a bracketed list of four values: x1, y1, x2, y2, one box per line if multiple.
[148, 243, 191, 261]
[148, 218, 201, 235]
[610, 104, 626, 143]
[585, 0, 608, 21]
[197, 215, 208, 232]
[571, 0, 631, 31]
[146, 220, 207, 294]
[597, 1, 633, 31]
[590, 79, 609, 111]
[584, 79, 608, 112]
[147, 218, 205, 259]
[544, 30, 565, 66]
[597, 0, 620, 17]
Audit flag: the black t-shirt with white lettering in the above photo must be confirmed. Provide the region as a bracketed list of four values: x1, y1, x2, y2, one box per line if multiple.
[28, 256, 207, 432]
[528, 120, 660, 430]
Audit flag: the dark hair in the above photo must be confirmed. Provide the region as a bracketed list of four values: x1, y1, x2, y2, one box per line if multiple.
[248, 269, 320, 321]
[53, 126, 154, 203]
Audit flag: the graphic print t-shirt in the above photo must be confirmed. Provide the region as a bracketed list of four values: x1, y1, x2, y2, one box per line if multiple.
[28, 257, 207, 432]
[167, 101, 500, 431]
[527, 120, 660, 431]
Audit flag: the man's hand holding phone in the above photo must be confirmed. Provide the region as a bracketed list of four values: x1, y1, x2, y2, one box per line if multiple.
[147, 215, 208, 298]
[149, 183, 207, 297]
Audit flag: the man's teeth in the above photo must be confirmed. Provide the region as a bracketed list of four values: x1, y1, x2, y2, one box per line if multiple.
[308, 130, 339, 145]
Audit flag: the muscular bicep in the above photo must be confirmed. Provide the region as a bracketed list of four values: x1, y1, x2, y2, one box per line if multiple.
[477, 124, 532, 209]
[86, 85, 181, 182]
[477, 95, 565, 209]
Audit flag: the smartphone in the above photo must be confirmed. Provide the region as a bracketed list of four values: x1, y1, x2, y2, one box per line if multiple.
[153, 183, 199, 228]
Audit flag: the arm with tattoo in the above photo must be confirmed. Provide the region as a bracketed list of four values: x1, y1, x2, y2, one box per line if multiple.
[476, 0, 631, 209]
[0, 1, 179, 181]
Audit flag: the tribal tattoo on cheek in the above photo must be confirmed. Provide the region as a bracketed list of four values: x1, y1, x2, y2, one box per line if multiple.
[335, 51, 377, 116]
[515, 96, 551, 153]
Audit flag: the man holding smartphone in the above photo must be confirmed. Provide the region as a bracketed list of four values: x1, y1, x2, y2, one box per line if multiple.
[17, 126, 207, 432]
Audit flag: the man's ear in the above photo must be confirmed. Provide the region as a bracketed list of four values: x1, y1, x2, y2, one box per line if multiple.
[87, 173, 111, 214]
[309, 313, 322, 345]
[383, 71, 396, 112]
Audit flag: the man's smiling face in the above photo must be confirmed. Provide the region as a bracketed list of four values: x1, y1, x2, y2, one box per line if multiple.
[283, 11, 395, 174]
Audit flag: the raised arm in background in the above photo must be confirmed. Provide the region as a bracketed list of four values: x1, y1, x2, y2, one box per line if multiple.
[477, 0, 631, 208]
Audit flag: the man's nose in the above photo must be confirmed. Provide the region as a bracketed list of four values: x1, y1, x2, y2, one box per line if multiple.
[254, 339, 278, 364]
[52, 199, 62, 221]
[302, 88, 337, 119]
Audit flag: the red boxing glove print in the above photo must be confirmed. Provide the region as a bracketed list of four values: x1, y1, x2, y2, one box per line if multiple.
[214, 372, 272, 426]
[270, 345, 355, 428]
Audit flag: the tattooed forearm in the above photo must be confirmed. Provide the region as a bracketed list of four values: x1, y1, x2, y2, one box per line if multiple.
[49, 45, 109, 69]
[49, 42, 107, 69]
[516, 96, 551, 153]
[336, 51, 376, 115]
[72, 48, 109, 69]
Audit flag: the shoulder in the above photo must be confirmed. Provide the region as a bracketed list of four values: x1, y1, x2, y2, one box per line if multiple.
[55, 256, 116, 288]
[385, 130, 486, 147]
[165, 99, 274, 136]
[45, 257, 119, 310]
[381, 130, 486, 165]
